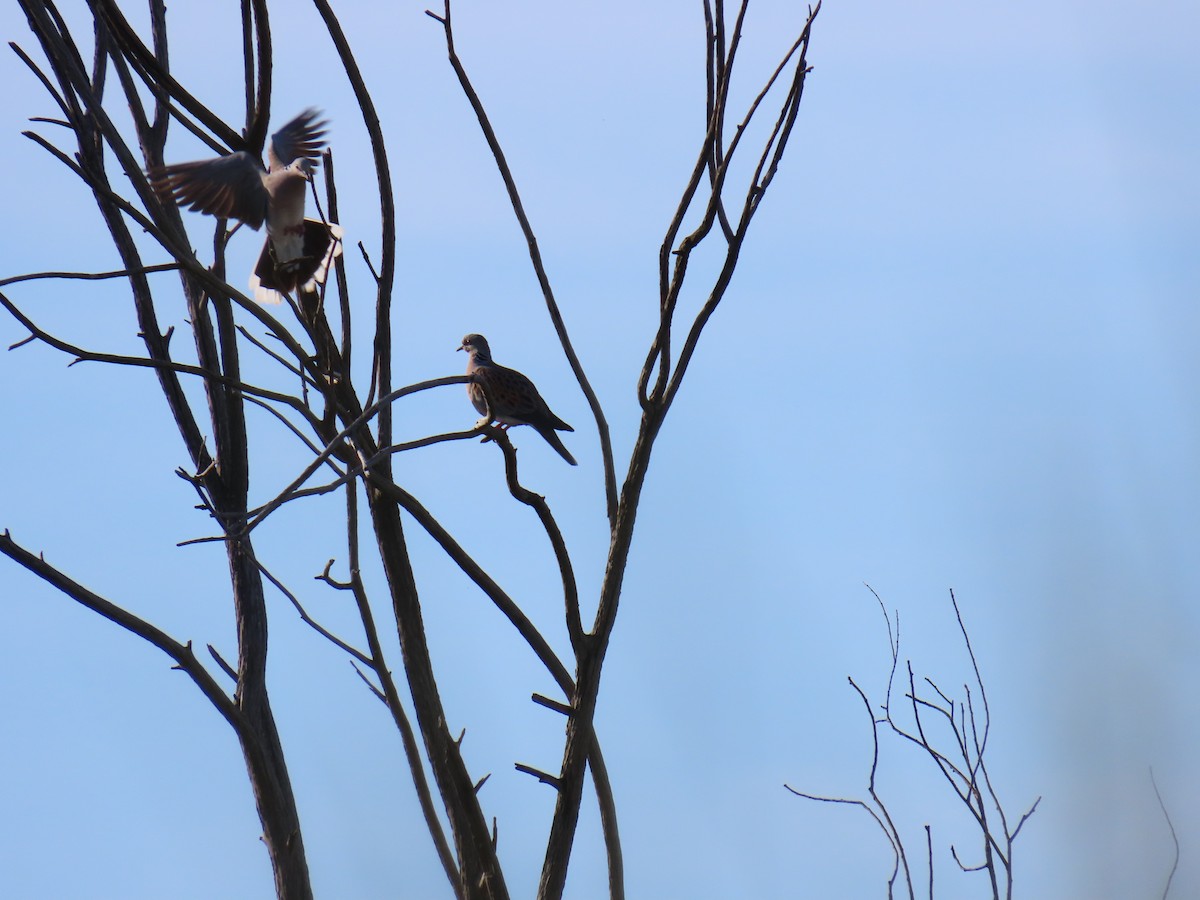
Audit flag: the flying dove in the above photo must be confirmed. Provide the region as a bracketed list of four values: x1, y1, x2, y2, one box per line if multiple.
[459, 333, 577, 466]
[150, 108, 343, 304]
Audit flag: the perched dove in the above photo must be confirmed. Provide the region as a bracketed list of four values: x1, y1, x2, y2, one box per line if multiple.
[150, 109, 343, 304]
[459, 333, 577, 466]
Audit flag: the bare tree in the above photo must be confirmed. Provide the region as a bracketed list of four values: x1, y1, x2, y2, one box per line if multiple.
[787, 588, 1041, 900]
[1, 1, 821, 898]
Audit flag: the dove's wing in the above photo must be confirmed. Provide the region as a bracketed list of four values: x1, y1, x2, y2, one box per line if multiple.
[267, 109, 327, 170]
[480, 365, 544, 421]
[151, 152, 269, 229]
[479, 364, 573, 432]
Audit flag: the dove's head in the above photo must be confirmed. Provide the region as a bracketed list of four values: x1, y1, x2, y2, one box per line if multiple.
[459, 333, 492, 361]
[288, 158, 317, 180]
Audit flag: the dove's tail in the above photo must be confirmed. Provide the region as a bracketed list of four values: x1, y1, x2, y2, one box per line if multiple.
[250, 221, 344, 304]
[537, 427, 577, 466]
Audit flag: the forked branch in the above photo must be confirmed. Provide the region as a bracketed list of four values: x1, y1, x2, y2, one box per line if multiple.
[790, 588, 1040, 900]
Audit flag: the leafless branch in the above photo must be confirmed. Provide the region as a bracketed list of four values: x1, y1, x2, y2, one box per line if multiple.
[208, 643, 238, 683]
[782, 786, 904, 899]
[484, 427, 584, 653]
[244, 376, 470, 533]
[236, 324, 319, 388]
[926, 825, 934, 900]
[0, 289, 318, 421]
[256, 559, 371, 666]
[321, 149, 353, 380]
[0, 262, 179, 288]
[515, 764, 562, 790]
[352, 662, 387, 703]
[1150, 769, 1178, 900]
[311, 0, 396, 455]
[337, 484, 463, 897]
[0, 530, 236, 724]
[426, 0, 619, 528]
[532, 693, 572, 716]
[793, 588, 1039, 900]
[363, 470, 573, 695]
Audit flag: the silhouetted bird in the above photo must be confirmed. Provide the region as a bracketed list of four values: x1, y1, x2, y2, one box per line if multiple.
[150, 109, 342, 303]
[459, 333, 577, 465]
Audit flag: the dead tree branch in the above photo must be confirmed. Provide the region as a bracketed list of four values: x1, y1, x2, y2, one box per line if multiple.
[790, 588, 1040, 900]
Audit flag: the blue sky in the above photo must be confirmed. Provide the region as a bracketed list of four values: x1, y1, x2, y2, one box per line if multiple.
[1, 1, 1198, 897]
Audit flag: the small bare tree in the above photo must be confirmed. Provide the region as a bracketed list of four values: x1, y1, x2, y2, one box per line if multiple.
[1, 1, 821, 897]
[787, 588, 1041, 900]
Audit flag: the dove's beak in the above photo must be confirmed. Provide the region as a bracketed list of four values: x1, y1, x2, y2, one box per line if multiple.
[457, 345, 464, 352]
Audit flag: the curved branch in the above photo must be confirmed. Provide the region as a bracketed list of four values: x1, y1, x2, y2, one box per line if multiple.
[587, 736, 624, 900]
[848, 676, 915, 899]
[321, 149, 353, 380]
[661, 4, 820, 414]
[364, 428, 484, 461]
[9, 39, 74, 122]
[0, 289, 318, 423]
[257, 559, 370, 666]
[0, 529, 237, 724]
[364, 470, 573, 696]
[427, 1, 618, 528]
[0, 262, 179, 289]
[487, 428, 584, 653]
[90, 0, 244, 149]
[242, 0, 272, 151]
[783, 787, 904, 898]
[311, 0, 396, 452]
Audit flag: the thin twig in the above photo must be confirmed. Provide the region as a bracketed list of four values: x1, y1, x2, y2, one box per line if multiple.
[1150, 768, 1178, 900]
[256, 560, 371, 666]
[926, 825, 933, 900]
[0, 289, 317, 420]
[783, 786, 904, 898]
[207, 644, 238, 682]
[351, 662, 387, 703]
[0, 262, 178, 288]
[243, 376, 470, 533]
